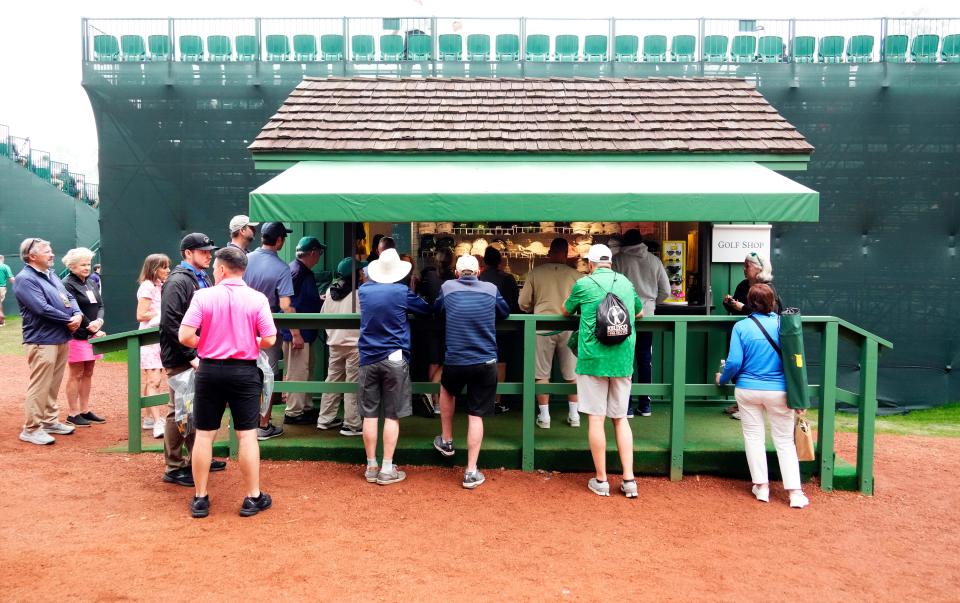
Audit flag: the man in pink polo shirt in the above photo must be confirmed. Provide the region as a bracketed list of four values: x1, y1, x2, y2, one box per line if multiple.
[179, 246, 277, 518]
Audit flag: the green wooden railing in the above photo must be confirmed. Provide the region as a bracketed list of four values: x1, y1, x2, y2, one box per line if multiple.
[92, 314, 891, 495]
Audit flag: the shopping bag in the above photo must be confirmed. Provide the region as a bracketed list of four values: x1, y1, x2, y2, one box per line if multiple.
[257, 350, 274, 416]
[168, 368, 196, 437]
[795, 415, 816, 461]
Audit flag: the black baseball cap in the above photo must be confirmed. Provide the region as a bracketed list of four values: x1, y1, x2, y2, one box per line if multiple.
[180, 232, 216, 252]
[262, 222, 293, 239]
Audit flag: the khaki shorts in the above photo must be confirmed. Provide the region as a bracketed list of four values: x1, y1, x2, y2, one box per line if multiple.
[576, 375, 631, 418]
[535, 331, 577, 381]
[0, 286, 6, 304]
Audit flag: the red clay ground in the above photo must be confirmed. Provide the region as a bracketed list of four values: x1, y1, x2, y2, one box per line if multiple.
[2, 355, 958, 602]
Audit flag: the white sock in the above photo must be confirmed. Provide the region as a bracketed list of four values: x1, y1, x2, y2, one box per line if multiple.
[538, 404, 550, 419]
[367, 458, 378, 467]
[382, 460, 394, 472]
[568, 402, 579, 417]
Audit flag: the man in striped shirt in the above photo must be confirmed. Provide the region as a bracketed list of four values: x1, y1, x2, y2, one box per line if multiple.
[432, 255, 510, 489]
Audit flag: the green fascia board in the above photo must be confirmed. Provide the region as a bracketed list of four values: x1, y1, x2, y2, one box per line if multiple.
[248, 160, 819, 223]
[252, 152, 811, 172]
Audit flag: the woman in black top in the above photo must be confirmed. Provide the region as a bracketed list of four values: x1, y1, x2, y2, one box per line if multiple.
[415, 248, 455, 409]
[479, 247, 520, 412]
[723, 252, 783, 315]
[61, 248, 106, 427]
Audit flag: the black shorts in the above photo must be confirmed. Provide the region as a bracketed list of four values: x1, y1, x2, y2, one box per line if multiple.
[358, 357, 412, 420]
[194, 359, 262, 431]
[440, 362, 498, 417]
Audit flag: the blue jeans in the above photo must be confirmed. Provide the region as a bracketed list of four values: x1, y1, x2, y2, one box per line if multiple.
[632, 331, 653, 412]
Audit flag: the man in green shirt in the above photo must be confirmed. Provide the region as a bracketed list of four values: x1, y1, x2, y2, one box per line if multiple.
[563, 244, 643, 498]
[0, 255, 15, 326]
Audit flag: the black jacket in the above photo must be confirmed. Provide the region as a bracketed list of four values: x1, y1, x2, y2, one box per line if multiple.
[61, 273, 104, 341]
[725, 279, 784, 315]
[159, 265, 201, 369]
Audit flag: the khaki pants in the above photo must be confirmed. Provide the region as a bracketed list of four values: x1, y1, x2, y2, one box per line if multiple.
[283, 340, 314, 416]
[318, 345, 360, 429]
[164, 366, 196, 472]
[23, 343, 69, 431]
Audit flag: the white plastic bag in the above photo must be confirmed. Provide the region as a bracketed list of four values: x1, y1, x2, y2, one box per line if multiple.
[257, 350, 274, 416]
[168, 368, 196, 436]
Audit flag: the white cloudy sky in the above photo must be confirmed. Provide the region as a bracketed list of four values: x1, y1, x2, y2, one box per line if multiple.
[1, 0, 953, 181]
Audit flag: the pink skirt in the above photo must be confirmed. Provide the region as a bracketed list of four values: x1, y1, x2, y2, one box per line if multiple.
[68, 339, 103, 363]
[141, 343, 163, 370]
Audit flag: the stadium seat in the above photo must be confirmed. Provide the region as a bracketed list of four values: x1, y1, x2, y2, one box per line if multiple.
[207, 35, 232, 61]
[882, 34, 908, 62]
[93, 35, 120, 61]
[731, 35, 756, 62]
[407, 34, 432, 60]
[266, 35, 290, 61]
[671, 35, 696, 61]
[525, 34, 550, 61]
[121, 35, 146, 61]
[643, 35, 667, 62]
[703, 35, 728, 62]
[236, 35, 258, 61]
[351, 35, 375, 61]
[792, 36, 815, 63]
[614, 35, 639, 61]
[293, 35, 317, 61]
[554, 35, 579, 61]
[380, 34, 403, 60]
[467, 34, 491, 61]
[942, 34, 960, 63]
[179, 35, 204, 61]
[148, 35, 171, 61]
[321, 34, 344, 60]
[757, 36, 784, 62]
[846, 35, 874, 63]
[584, 35, 608, 61]
[818, 36, 845, 63]
[438, 34, 463, 60]
[911, 34, 939, 63]
[495, 34, 520, 60]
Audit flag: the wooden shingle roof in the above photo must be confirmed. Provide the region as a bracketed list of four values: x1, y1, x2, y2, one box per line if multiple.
[250, 77, 813, 155]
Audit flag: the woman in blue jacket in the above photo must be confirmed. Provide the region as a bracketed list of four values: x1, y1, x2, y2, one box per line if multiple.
[717, 283, 809, 509]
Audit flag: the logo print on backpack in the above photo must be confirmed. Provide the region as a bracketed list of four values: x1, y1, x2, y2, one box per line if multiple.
[605, 304, 628, 336]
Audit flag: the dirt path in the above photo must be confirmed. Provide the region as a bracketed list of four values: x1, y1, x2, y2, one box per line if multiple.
[1, 355, 958, 601]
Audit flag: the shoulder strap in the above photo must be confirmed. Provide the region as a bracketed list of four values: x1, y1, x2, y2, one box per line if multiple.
[748, 315, 782, 356]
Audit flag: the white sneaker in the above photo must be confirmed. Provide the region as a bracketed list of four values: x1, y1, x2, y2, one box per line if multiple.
[566, 415, 580, 428]
[152, 421, 166, 439]
[752, 484, 770, 503]
[731, 411, 741, 420]
[536, 416, 551, 429]
[19, 428, 55, 446]
[789, 491, 810, 509]
[142, 417, 155, 430]
[42, 422, 75, 435]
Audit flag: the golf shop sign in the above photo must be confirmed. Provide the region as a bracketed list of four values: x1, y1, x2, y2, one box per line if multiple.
[712, 224, 772, 262]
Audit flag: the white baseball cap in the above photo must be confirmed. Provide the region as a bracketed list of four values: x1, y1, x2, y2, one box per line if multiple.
[456, 254, 480, 274]
[587, 244, 613, 263]
[229, 215, 259, 232]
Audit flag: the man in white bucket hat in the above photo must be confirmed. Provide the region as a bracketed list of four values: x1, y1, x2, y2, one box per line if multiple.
[357, 249, 432, 485]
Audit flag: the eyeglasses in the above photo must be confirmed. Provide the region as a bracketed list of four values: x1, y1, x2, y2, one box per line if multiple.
[748, 252, 764, 269]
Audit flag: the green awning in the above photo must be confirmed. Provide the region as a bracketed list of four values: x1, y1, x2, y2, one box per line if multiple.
[248, 160, 819, 223]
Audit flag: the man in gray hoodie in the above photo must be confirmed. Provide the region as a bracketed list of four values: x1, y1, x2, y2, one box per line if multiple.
[612, 230, 670, 417]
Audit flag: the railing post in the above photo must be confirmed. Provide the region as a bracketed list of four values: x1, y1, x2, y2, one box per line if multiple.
[521, 317, 537, 471]
[669, 321, 687, 481]
[817, 321, 838, 491]
[856, 338, 879, 495]
[127, 335, 142, 454]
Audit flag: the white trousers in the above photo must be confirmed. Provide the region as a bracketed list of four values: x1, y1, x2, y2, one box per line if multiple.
[734, 388, 801, 490]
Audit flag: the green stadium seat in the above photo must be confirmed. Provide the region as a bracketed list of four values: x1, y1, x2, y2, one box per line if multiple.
[351, 35, 375, 61]
[731, 35, 756, 62]
[643, 35, 667, 62]
[703, 35, 728, 62]
[265, 35, 290, 61]
[179, 35, 204, 61]
[93, 35, 120, 61]
[911, 34, 939, 63]
[757, 36, 784, 62]
[321, 34, 344, 60]
[671, 35, 696, 61]
[846, 35, 874, 63]
[792, 36, 815, 63]
[882, 34, 908, 62]
[293, 35, 317, 61]
[121, 35, 146, 61]
[207, 35, 232, 61]
[148, 35, 171, 61]
[942, 34, 960, 63]
[236, 35, 258, 61]
[818, 36, 844, 63]
[407, 34, 432, 60]
[554, 35, 579, 61]
[467, 34, 490, 61]
[525, 34, 549, 61]
[495, 34, 520, 60]
[614, 35, 638, 61]
[584, 35, 608, 61]
[438, 34, 463, 60]
[380, 34, 404, 60]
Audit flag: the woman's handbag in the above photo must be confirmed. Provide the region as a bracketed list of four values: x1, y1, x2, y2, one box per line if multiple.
[795, 415, 816, 461]
[749, 309, 812, 410]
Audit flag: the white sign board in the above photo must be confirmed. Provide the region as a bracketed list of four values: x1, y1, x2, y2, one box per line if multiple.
[712, 224, 772, 263]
